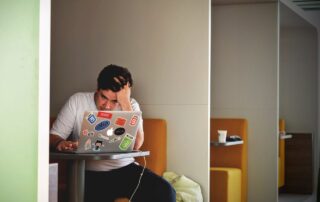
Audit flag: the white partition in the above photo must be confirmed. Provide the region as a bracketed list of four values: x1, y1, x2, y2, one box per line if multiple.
[211, 3, 278, 202]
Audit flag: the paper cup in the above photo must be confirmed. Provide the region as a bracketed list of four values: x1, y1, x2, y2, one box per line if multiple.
[218, 130, 227, 143]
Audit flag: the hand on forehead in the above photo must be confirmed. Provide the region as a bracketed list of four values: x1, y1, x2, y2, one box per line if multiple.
[113, 76, 129, 87]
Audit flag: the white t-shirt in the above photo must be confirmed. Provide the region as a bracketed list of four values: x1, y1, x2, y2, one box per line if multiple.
[50, 92, 143, 171]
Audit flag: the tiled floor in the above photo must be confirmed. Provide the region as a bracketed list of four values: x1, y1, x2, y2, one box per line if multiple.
[278, 194, 315, 202]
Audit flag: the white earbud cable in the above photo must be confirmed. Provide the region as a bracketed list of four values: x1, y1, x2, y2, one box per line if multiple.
[129, 156, 146, 202]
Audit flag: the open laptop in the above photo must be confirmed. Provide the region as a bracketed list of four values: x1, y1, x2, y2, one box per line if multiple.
[69, 111, 142, 153]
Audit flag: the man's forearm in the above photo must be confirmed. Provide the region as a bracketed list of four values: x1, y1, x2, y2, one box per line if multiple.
[50, 134, 65, 151]
[134, 128, 144, 150]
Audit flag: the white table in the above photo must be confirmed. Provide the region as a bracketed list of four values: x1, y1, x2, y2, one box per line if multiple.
[50, 151, 150, 202]
[211, 140, 244, 147]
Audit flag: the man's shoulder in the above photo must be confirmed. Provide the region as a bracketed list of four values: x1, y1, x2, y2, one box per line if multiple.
[68, 92, 94, 105]
[130, 97, 139, 105]
[70, 92, 94, 99]
[130, 98, 141, 111]
[72, 92, 93, 96]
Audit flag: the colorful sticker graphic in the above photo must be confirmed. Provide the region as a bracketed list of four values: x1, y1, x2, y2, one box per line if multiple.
[119, 134, 134, 151]
[109, 137, 121, 143]
[97, 112, 113, 119]
[95, 120, 110, 131]
[82, 129, 88, 136]
[98, 133, 109, 140]
[129, 115, 139, 126]
[115, 117, 127, 126]
[114, 128, 125, 136]
[88, 132, 95, 137]
[92, 140, 104, 151]
[87, 114, 97, 124]
[84, 139, 91, 150]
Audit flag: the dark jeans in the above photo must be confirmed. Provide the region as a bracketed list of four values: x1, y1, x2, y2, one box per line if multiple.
[85, 163, 176, 202]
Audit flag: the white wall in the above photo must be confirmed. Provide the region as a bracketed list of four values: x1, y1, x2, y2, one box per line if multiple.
[280, 3, 319, 200]
[279, 27, 318, 134]
[51, 0, 210, 200]
[279, 26, 318, 200]
[211, 3, 278, 202]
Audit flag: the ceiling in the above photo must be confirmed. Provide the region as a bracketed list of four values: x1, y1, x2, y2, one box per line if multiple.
[211, 0, 320, 28]
[292, 0, 320, 11]
[212, 0, 276, 5]
[281, 2, 315, 28]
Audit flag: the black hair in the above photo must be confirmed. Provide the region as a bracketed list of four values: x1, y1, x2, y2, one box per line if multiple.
[97, 64, 133, 92]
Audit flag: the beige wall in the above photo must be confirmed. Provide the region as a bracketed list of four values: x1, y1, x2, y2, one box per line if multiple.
[211, 3, 278, 202]
[51, 0, 210, 200]
[280, 15, 318, 200]
[280, 27, 318, 134]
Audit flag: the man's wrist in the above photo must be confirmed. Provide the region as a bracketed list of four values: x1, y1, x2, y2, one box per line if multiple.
[120, 101, 132, 111]
[51, 137, 65, 151]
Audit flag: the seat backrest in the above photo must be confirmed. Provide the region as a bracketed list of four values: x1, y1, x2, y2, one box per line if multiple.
[279, 119, 286, 158]
[135, 119, 167, 176]
[210, 118, 248, 202]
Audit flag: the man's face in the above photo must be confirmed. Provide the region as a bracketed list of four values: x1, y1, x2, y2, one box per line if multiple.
[95, 89, 119, 110]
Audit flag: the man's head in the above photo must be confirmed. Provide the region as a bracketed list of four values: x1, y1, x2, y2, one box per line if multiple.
[97, 64, 133, 91]
[95, 64, 133, 110]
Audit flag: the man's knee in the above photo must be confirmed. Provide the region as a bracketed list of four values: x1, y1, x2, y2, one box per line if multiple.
[157, 177, 176, 201]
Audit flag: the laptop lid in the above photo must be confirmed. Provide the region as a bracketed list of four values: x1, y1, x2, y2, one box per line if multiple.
[75, 111, 142, 153]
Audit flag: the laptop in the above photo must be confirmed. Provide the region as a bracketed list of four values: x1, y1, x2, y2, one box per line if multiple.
[70, 111, 142, 153]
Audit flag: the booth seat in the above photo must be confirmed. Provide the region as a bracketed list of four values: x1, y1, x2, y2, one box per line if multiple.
[50, 118, 167, 202]
[210, 167, 241, 202]
[210, 118, 248, 202]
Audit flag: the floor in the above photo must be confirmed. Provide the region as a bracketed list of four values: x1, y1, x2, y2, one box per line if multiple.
[278, 194, 315, 202]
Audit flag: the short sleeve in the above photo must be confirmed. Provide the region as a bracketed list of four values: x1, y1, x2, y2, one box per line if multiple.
[50, 94, 78, 139]
[131, 98, 143, 130]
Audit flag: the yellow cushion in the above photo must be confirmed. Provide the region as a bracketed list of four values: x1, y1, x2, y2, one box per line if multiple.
[210, 167, 241, 202]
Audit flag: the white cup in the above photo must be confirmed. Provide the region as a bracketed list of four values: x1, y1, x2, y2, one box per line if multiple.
[218, 130, 227, 143]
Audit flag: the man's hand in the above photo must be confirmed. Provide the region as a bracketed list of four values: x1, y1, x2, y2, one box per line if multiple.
[114, 77, 132, 111]
[56, 140, 78, 152]
[50, 134, 78, 151]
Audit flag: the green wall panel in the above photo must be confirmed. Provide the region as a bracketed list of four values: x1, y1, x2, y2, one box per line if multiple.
[0, 0, 39, 201]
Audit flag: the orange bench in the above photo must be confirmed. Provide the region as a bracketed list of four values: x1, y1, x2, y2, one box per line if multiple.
[210, 118, 248, 202]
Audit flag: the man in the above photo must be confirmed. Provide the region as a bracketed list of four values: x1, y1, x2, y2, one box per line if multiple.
[50, 64, 175, 202]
